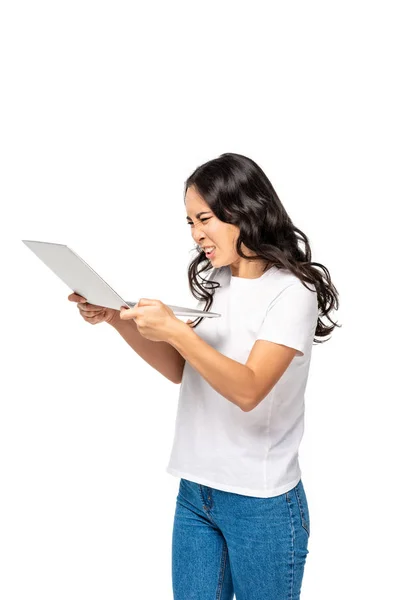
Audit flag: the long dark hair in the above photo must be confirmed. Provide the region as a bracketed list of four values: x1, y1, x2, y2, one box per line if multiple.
[184, 152, 340, 346]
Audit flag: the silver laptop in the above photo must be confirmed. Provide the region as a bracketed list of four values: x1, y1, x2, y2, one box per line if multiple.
[22, 240, 221, 318]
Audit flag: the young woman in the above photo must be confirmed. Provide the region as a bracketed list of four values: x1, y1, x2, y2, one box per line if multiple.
[69, 152, 340, 599]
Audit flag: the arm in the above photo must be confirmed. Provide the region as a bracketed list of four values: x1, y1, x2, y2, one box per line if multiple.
[168, 323, 256, 411]
[109, 312, 186, 384]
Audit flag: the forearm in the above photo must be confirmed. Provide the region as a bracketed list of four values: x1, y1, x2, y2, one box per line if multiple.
[109, 314, 185, 384]
[167, 323, 255, 411]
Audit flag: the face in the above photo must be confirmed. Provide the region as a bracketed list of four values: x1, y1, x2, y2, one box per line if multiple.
[185, 185, 254, 269]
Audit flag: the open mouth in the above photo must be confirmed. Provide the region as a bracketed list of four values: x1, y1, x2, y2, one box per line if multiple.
[204, 247, 216, 258]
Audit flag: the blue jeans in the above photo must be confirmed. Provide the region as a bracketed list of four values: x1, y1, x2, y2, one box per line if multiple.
[172, 477, 310, 599]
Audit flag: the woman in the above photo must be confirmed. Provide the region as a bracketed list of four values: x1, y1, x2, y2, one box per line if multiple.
[69, 152, 340, 599]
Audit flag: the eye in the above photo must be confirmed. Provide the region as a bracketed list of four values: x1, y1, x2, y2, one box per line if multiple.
[187, 218, 210, 226]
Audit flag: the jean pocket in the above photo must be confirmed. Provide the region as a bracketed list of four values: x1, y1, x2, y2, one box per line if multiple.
[293, 480, 310, 537]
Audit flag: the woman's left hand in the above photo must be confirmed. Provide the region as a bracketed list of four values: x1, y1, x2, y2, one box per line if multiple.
[120, 298, 182, 343]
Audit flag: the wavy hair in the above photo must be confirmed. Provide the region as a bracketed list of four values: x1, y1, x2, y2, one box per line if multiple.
[184, 152, 340, 345]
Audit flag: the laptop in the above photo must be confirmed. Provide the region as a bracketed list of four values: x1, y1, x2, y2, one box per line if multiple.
[22, 240, 221, 318]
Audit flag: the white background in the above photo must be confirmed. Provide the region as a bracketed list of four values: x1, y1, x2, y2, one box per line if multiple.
[1, 1, 398, 598]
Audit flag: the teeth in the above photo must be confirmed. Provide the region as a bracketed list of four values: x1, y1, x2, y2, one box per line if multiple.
[204, 246, 215, 252]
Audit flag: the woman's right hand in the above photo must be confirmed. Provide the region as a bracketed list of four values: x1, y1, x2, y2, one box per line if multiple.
[68, 293, 119, 326]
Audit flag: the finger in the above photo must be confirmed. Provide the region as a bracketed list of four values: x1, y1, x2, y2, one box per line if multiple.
[78, 304, 102, 315]
[120, 307, 138, 319]
[90, 316, 104, 324]
[78, 302, 102, 311]
[85, 314, 103, 323]
[80, 309, 103, 318]
[69, 293, 87, 302]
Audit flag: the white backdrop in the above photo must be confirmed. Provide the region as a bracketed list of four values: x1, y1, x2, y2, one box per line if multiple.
[1, 1, 398, 598]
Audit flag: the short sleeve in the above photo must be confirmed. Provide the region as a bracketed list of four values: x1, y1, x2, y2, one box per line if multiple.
[256, 282, 318, 357]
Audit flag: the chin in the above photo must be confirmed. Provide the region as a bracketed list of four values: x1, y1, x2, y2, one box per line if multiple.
[211, 258, 226, 267]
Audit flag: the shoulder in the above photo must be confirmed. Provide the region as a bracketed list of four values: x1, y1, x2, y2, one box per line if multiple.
[267, 274, 318, 317]
[270, 267, 316, 296]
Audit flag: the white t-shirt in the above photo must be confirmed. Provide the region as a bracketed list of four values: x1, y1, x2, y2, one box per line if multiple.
[166, 264, 319, 498]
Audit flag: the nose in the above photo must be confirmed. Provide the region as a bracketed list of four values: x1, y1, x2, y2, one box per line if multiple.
[191, 221, 207, 245]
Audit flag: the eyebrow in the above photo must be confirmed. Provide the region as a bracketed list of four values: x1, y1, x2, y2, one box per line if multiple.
[186, 211, 211, 221]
